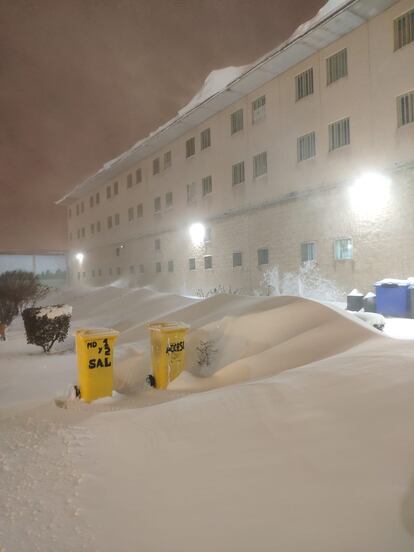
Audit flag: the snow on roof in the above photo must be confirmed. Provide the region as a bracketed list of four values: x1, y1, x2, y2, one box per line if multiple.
[57, 0, 395, 205]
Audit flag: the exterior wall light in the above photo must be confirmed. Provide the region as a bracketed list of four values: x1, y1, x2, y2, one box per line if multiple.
[189, 223, 206, 245]
[75, 252, 84, 264]
[349, 172, 391, 216]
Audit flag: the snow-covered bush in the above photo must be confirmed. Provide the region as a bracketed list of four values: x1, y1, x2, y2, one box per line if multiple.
[0, 270, 49, 330]
[196, 340, 217, 367]
[261, 266, 280, 296]
[22, 305, 72, 353]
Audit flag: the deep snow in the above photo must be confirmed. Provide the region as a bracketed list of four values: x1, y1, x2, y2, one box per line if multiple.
[1, 284, 414, 551]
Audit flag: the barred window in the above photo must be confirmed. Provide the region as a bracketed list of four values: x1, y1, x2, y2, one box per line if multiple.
[164, 150, 172, 169]
[258, 248, 269, 266]
[116, 247, 120, 257]
[113, 181, 118, 195]
[114, 213, 120, 226]
[155, 262, 162, 273]
[136, 168, 142, 184]
[168, 260, 174, 273]
[397, 90, 414, 127]
[335, 238, 352, 260]
[128, 207, 134, 221]
[233, 252, 242, 267]
[187, 182, 196, 203]
[295, 68, 314, 100]
[89, 195, 94, 208]
[329, 118, 350, 151]
[297, 131, 316, 162]
[231, 109, 244, 134]
[106, 185, 111, 199]
[188, 258, 196, 271]
[253, 152, 267, 178]
[202, 175, 212, 196]
[153, 158, 160, 175]
[127, 173, 133, 188]
[95, 192, 100, 205]
[80, 202, 84, 213]
[204, 255, 213, 269]
[204, 227, 212, 243]
[301, 242, 316, 263]
[68, 208, 72, 219]
[327, 49, 348, 85]
[186, 137, 195, 158]
[76, 204, 80, 216]
[107, 215, 113, 229]
[165, 191, 173, 208]
[137, 203, 143, 218]
[154, 238, 161, 250]
[201, 128, 211, 150]
[232, 161, 245, 186]
[154, 196, 161, 213]
[252, 95, 266, 123]
[394, 9, 414, 50]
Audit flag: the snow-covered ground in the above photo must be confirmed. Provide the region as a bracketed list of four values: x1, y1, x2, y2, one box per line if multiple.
[1, 285, 414, 551]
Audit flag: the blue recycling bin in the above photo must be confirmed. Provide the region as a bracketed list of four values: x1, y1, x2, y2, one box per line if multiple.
[375, 281, 411, 317]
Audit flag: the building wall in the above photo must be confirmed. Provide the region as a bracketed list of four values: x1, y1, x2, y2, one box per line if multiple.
[67, 0, 414, 296]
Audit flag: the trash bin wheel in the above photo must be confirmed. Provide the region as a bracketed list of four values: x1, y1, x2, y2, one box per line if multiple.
[146, 374, 156, 388]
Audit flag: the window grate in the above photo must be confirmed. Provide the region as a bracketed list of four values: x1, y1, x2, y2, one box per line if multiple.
[253, 152, 267, 178]
[394, 9, 414, 50]
[295, 68, 314, 100]
[231, 109, 244, 135]
[297, 132, 316, 162]
[329, 118, 350, 151]
[186, 137, 195, 158]
[397, 90, 414, 127]
[326, 49, 348, 85]
[201, 128, 211, 150]
[202, 175, 212, 196]
[301, 242, 316, 263]
[252, 95, 266, 123]
[232, 161, 245, 186]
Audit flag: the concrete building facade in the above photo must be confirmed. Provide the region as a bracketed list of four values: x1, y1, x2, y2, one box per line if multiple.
[58, 0, 414, 296]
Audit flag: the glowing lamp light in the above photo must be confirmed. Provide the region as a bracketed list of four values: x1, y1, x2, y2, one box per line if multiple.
[349, 172, 391, 216]
[75, 252, 84, 264]
[189, 223, 206, 245]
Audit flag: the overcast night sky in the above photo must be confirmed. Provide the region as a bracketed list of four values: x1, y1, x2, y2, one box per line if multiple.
[0, 0, 323, 252]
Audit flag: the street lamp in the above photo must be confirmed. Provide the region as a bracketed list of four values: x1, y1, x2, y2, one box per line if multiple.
[75, 252, 84, 264]
[349, 172, 391, 216]
[189, 222, 206, 245]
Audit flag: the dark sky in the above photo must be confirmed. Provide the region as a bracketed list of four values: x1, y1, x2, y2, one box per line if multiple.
[0, 0, 323, 252]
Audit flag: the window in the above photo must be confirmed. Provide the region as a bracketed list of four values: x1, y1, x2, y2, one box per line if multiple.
[231, 108, 243, 134]
[114, 213, 120, 226]
[301, 242, 316, 263]
[129, 265, 135, 274]
[69, 232, 72, 241]
[232, 161, 245, 186]
[155, 262, 161, 273]
[127, 173, 133, 188]
[98, 269, 102, 277]
[252, 95, 266, 123]
[89, 195, 94, 208]
[81, 227, 85, 238]
[139, 264, 144, 274]
[202, 175, 212, 196]
[153, 158, 160, 175]
[80, 202, 84, 213]
[116, 267, 121, 276]
[295, 68, 314, 100]
[107, 215, 113, 229]
[113, 181, 119, 195]
[397, 90, 414, 127]
[394, 9, 414, 50]
[297, 131, 316, 162]
[136, 168, 142, 184]
[76, 229, 80, 239]
[128, 207, 134, 222]
[154, 197, 161, 213]
[258, 248, 269, 266]
[95, 192, 100, 205]
[90, 223, 95, 235]
[326, 48, 348, 85]
[165, 191, 173, 208]
[96, 221, 101, 232]
[204, 255, 213, 269]
[335, 238, 353, 260]
[189, 258, 196, 271]
[137, 203, 143, 218]
[329, 117, 350, 151]
[68, 208, 72, 218]
[116, 247, 120, 257]
[253, 152, 267, 178]
[168, 260, 174, 273]
[186, 137, 195, 158]
[154, 238, 161, 250]
[233, 252, 242, 267]
[106, 185, 111, 199]
[187, 182, 196, 203]
[76, 204, 80, 216]
[201, 128, 211, 150]
[204, 227, 212, 243]
[163, 151, 172, 169]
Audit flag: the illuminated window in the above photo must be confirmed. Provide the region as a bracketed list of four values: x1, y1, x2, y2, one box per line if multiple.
[335, 238, 353, 260]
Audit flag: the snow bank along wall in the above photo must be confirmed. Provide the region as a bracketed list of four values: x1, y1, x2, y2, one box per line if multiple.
[59, 0, 414, 295]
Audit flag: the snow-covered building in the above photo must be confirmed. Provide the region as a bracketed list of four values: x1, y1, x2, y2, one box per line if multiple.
[58, 0, 414, 295]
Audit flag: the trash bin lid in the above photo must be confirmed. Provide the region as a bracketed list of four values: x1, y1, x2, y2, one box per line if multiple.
[147, 321, 190, 332]
[75, 328, 120, 338]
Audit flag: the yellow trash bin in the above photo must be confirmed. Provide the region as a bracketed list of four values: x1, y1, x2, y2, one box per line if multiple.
[75, 328, 119, 403]
[147, 322, 189, 389]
